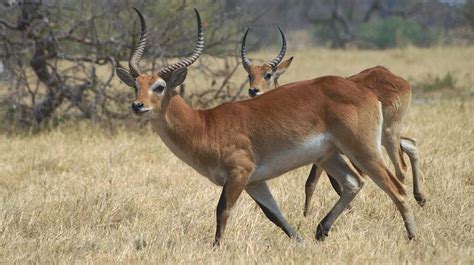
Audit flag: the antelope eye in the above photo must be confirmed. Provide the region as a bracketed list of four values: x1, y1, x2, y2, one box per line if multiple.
[248, 75, 252, 81]
[264, 73, 272, 80]
[152, 85, 165, 92]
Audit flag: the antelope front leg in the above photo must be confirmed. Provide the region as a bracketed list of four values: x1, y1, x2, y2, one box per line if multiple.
[213, 168, 250, 246]
[247, 182, 302, 241]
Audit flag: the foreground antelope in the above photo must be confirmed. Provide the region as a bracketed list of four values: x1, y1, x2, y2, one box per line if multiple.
[116, 9, 417, 245]
[241, 28, 426, 217]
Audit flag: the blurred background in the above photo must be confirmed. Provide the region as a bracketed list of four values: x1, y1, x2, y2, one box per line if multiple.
[0, 0, 473, 130]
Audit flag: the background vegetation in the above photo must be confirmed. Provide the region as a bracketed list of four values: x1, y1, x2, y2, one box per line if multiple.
[0, 0, 473, 129]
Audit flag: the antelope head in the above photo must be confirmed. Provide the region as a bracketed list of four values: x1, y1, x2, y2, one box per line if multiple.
[241, 26, 293, 97]
[115, 8, 203, 117]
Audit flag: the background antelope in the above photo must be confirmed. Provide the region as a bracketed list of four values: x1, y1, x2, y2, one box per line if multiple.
[241, 27, 294, 97]
[115, 9, 417, 245]
[240, 27, 426, 217]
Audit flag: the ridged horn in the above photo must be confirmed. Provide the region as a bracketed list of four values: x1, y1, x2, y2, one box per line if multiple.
[157, 8, 204, 77]
[129, 8, 147, 78]
[241, 27, 252, 70]
[266, 25, 287, 69]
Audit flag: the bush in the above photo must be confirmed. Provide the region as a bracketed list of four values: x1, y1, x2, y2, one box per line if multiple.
[414, 72, 458, 92]
[357, 17, 440, 49]
[312, 23, 347, 47]
[0, 1, 248, 130]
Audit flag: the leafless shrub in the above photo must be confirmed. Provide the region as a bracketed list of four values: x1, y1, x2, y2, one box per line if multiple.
[0, 0, 253, 129]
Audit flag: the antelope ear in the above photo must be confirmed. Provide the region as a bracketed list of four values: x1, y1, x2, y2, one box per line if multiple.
[167, 68, 188, 90]
[115, 67, 136, 87]
[274, 56, 293, 80]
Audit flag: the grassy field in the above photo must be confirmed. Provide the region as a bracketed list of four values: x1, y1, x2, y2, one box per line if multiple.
[1, 47, 473, 264]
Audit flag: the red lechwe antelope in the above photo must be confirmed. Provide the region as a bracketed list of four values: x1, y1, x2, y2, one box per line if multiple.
[241, 27, 426, 217]
[116, 9, 417, 245]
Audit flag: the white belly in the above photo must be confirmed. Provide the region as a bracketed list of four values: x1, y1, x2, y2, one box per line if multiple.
[249, 133, 333, 184]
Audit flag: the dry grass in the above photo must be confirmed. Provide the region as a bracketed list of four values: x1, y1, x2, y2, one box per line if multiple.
[1, 47, 473, 264]
[191, 45, 474, 95]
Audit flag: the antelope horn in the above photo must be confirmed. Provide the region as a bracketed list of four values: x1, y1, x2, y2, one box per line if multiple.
[129, 8, 147, 78]
[241, 27, 252, 70]
[266, 25, 287, 69]
[157, 9, 204, 77]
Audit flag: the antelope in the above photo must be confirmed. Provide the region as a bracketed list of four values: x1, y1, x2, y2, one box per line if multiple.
[240, 28, 426, 217]
[116, 8, 417, 246]
[241, 27, 294, 97]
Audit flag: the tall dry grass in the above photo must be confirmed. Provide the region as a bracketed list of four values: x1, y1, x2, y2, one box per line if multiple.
[1, 47, 473, 264]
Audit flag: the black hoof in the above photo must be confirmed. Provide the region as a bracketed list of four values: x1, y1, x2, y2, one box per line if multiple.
[212, 239, 221, 248]
[414, 194, 426, 207]
[316, 224, 328, 241]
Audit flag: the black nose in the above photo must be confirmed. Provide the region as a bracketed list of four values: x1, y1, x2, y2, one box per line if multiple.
[249, 88, 259, 97]
[131, 101, 144, 112]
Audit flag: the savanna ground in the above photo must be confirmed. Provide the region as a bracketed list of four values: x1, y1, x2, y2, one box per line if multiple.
[1, 46, 473, 264]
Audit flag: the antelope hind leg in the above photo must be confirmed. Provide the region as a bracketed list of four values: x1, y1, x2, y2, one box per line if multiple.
[247, 181, 302, 241]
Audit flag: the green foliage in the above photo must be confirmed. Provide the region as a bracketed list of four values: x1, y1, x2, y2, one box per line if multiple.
[464, 0, 474, 28]
[415, 72, 458, 92]
[312, 23, 345, 47]
[357, 17, 440, 49]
